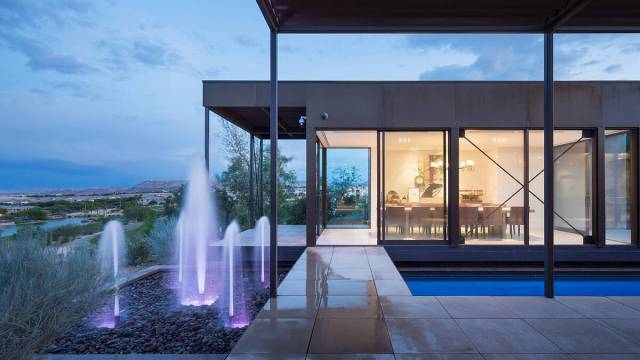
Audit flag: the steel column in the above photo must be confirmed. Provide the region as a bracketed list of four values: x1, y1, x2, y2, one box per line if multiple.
[634, 129, 639, 247]
[449, 128, 460, 246]
[524, 130, 530, 245]
[249, 134, 256, 227]
[376, 132, 381, 244]
[269, 31, 278, 298]
[259, 139, 264, 217]
[595, 127, 606, 247]
[204, 108, 210, 172]
[543, 31, 555, 298]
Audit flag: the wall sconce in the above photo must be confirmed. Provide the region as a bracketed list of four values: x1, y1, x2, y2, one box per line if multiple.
[459, 159, 475, 171]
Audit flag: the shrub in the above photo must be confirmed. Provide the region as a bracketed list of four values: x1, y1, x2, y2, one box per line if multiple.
[147, 217, 177, 263]
[0, 233, 105, 360]
[126, 232, 150, 266]
[123, 205, 156, 223]
[49, 218, 109, 244]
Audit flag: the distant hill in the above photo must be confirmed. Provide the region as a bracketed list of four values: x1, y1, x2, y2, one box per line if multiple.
[0, 180, 185, 196]
[127, 180, 185, 193]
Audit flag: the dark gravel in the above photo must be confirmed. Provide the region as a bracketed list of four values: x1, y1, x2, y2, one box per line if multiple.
[44, 270, 286, 354]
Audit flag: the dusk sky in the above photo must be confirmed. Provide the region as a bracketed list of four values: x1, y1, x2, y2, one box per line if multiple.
[1, 1, 640, 191]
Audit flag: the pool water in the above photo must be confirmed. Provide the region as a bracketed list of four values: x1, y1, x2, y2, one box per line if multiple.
[403, 273, 640, 296]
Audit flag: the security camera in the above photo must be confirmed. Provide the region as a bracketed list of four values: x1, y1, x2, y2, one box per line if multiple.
[298, 116, 306, 127]
[320, 112, 329, 121]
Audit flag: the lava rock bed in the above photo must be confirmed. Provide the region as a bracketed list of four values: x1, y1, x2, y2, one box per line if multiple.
[44, 271, 285, 354]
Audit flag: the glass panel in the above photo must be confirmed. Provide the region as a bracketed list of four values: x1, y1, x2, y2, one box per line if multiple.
[326, 148, 370, 228]
[605, 130, 634, 245]
[528, 130, 593, 245]
[383, 131, 448, 241]
[459, 130, 525, 244]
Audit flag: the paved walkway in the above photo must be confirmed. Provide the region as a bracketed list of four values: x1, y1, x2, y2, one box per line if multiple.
[230, 246, 640, 359]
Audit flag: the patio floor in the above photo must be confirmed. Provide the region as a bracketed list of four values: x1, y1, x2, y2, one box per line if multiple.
[230, 246, 640, 359]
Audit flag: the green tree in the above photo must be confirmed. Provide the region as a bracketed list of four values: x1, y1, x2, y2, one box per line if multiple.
[163, 186, 184, 217]
[328, 166, 362, 219]
[215, 121, 304, 229]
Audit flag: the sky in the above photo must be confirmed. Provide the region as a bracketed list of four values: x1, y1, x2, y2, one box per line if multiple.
[1, 1, 640, 192]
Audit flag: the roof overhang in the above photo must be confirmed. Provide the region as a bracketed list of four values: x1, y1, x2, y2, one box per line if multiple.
[257, 0, 640, 34]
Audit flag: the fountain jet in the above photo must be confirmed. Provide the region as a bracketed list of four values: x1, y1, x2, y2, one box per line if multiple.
[177, 159, 219, 306]
[98, 220, 127, 327]
[254, 216, 270, 286]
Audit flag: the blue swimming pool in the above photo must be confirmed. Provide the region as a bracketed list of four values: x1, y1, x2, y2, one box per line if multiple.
[403, 273, 640, 296]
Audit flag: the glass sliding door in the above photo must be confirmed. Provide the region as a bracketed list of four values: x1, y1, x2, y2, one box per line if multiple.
[459, 130, 525, 244]
[605, 129, 635, 245]
[326, 148, 370, 228]
[528, 130, 594, 245]
[382, 131, 448, 241]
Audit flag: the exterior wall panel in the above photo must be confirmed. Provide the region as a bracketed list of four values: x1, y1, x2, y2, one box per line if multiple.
[383, 83, 455, 128]
[454, 83, 530, 128]
[555, 82, 602, 128]
[601, 83, 640, 127]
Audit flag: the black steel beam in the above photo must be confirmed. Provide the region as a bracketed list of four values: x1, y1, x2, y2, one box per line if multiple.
[269, 31, 278, 298]
[524, 130, 530, 245]
[543, 32, 555, 298]
[545, 0, 594, 31]
[259, 139, 264, 218]
[249, 134, 256, 228]
[634, 129, 640, 247]
[256, 0, 278, 32]
[595, 127, 606, 247]
[376, 132, 381, 244]
[449, 128, 461, 246]
[204, 108, 210, 172]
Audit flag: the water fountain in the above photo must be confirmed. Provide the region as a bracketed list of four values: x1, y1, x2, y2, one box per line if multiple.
[97, 220, 127, 328]
[223, 221, 250, 328]
[254, 216, 270, 287]
[177, 159, 219, 306]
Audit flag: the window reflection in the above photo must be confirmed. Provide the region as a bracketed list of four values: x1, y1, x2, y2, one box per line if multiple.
[605, 130, 634, 245]
[529, 130, 593, 245]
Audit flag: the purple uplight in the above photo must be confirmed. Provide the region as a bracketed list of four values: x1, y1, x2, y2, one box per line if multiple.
[228, 315, 251, 328]
[180, 295, 218, 307]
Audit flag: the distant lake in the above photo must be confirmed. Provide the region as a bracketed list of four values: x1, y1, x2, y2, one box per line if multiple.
[0, 217, 88, 237]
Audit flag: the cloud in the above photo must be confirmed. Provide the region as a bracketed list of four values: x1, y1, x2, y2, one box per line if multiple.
[603, 64, 622, 74]
[0, 0, 92, 29]
[408, 35, 543, 80]
[0, 31, 96, 74]
[132, 38, 180, 66]
[98, 37, 181, 71]
[233, 34, 259, 48]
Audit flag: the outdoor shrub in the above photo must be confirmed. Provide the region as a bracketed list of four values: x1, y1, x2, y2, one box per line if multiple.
[126, 233, 151, 265]
[147, 217, 177, 263]
[0, 235, 105, 360]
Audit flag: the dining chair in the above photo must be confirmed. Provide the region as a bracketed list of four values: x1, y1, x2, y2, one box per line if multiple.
[410, 206, 430, 235]
[429, 205, 446, 239]
[385, 206, 405, 237]
[459, 206, 480, 238]
[508, 206, 525, 238]
[481, 205, 504, 238]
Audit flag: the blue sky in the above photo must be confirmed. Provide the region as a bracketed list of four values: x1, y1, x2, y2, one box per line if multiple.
[1, 1, 639, 191]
